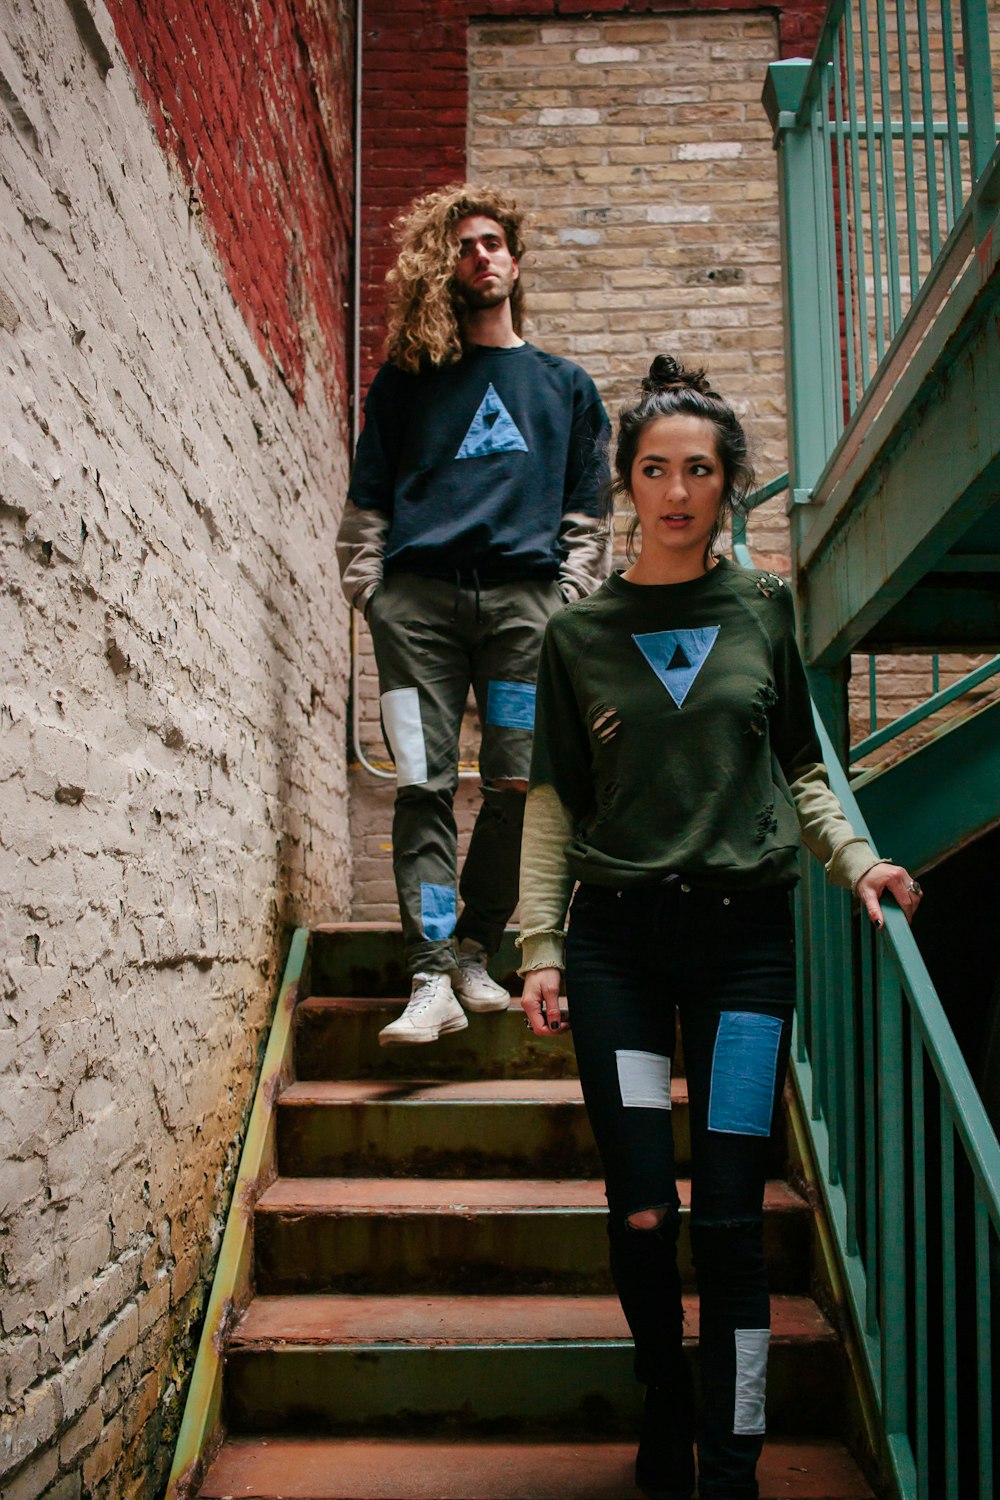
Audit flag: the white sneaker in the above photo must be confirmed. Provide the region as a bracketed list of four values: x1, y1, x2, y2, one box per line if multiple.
[378, 972, 469, 1047]
[451, 938, 511, 1013]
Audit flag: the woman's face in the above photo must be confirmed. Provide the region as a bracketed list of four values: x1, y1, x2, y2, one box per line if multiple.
[628, 414, 726, 567]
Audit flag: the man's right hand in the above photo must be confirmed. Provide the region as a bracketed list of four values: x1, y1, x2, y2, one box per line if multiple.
[521, 967, 567, 1035]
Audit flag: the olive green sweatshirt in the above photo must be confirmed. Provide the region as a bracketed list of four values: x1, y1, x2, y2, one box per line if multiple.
[518, 562, 878, 972]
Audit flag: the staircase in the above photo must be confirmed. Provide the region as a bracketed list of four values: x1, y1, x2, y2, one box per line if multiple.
[193, 925, 874, 1500]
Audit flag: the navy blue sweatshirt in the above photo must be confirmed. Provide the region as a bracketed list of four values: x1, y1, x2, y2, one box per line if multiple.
[347, 344, 610, 584]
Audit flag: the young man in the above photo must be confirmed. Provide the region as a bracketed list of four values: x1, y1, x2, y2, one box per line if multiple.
[338, 183, 610, 1045]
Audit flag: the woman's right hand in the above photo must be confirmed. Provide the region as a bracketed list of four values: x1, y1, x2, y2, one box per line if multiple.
[521, 967, 567, 1035]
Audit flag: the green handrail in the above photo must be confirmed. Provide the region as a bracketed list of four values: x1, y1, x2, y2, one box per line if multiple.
[795, 712, 1000, 1499]
[165, 928, 310, 1497]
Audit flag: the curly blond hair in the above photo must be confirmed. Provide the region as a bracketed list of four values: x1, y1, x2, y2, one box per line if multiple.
[384, 183, 527, 372]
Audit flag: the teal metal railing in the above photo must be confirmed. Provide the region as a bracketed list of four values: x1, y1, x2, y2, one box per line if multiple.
[796, 712, 1000, 1500]
[763, 0, 997, 512]
[758, 11, 1000, 1490]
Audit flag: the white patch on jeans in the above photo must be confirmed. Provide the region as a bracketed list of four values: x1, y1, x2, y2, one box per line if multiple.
[733, 1328, 770, 1434]
[615, 1049, 672, 1110]
[380, 687, 427, 786]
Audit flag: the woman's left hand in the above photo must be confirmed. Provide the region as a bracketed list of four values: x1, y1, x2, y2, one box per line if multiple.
[855, 861, 923, 927]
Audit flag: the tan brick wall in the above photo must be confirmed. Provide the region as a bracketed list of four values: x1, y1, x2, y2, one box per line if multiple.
[0, 3, 352, 1494]
[468, 11, 789, 561]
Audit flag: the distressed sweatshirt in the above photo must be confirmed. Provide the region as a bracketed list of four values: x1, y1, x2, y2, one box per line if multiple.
[518, 561, 879, 972]
[337, 344, 611, 610]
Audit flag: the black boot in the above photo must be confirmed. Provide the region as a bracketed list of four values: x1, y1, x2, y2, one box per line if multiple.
[634, 1377, 696, 1500]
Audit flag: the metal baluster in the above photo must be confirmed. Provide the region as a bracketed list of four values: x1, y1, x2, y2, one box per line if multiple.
[875, 0, 903, 335]
[974, 1193, 994, 1500]
[844, 0, 872, 390]
[826, 63, 846, 436]
[877, 945, 907, 1446]
[869, 653, 878, 733]
[860, 918, 879, 1335]
[858, 0, 887, 361]
[828, 887, 845, 1189]
[834, 23, 859, 412]
[812, 870, 829, 1124]
[911, 1035, 930, 1499]
[915, 0, 942, 259]
[941, 132, 957, 230]
[941, 1108, 958, 1500]
[939, 0, 964, 227]
[841, 891, 860, 1256]
[894, 0, 921, 307]
[811, 84, 844, 445]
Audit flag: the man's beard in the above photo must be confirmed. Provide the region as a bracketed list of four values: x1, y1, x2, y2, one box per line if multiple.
[455, 275, 515, 312]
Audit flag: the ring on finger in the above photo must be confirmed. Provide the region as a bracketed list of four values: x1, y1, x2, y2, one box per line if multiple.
[908, 879, 922, 896]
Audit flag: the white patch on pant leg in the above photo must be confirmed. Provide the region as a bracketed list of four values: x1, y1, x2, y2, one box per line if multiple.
[380, 687, 427, 786]
[733, 1328, 770, 1434]
[615, 1050, 672, 1110]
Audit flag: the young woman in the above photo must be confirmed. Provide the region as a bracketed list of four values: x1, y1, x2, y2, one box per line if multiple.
[517, 356, 922, 1500]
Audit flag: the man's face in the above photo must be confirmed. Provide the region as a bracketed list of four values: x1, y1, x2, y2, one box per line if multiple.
[451, 215, 519, 311]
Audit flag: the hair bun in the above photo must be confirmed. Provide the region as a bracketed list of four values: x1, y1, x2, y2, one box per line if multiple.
[642, 354, 712, 397]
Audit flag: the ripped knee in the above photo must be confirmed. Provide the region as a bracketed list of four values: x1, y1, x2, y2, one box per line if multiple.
[482, 777, 528, 795]
[627, 1206, 670, 1232]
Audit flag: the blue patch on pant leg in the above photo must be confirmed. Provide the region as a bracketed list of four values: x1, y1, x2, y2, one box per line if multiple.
[708, 1012, 783, 1136]
[486, 680, 536, 730]
[420, 883, 457, 941]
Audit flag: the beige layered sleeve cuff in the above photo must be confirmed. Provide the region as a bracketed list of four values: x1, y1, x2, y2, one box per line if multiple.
[516, 784, 576, 974]
[788, 761, 882, 892]
[556, 510, 612, 602]
[336, 498, 389, 612]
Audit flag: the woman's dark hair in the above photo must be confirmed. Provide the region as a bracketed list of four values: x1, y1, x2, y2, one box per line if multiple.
[612, 354, 755, 564]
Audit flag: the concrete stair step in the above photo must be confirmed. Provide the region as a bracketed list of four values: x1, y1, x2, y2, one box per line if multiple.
[253, 1178, 810, 1295]
[277, 1076, 787, 1179]
[295, 998, 581, 1083]
[224, 1292, 841, 1436]
[231, 1288, 831, 1344]
[277, 1077, 643, 1177]
[199, 1435, 876, 1498]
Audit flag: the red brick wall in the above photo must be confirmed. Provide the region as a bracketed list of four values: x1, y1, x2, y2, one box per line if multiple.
[360, 0, 827, 392]
[105, 0, 354, 414]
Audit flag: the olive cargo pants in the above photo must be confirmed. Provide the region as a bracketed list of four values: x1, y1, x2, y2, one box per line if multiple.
[366, 571, 563, 975]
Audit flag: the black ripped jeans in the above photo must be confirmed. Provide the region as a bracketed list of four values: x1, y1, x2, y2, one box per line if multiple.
[565, 879, 795, 1500]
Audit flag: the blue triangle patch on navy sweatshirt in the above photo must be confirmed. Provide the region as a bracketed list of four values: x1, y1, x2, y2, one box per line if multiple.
[455, 383, 529, 459]
[632, 627, 720, 707]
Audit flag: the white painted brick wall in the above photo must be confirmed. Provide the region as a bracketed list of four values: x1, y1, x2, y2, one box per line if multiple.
[0, 2, 351, 1493]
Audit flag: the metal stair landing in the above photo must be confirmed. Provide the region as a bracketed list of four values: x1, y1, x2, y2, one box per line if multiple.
[196, 925, 874, 1500]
